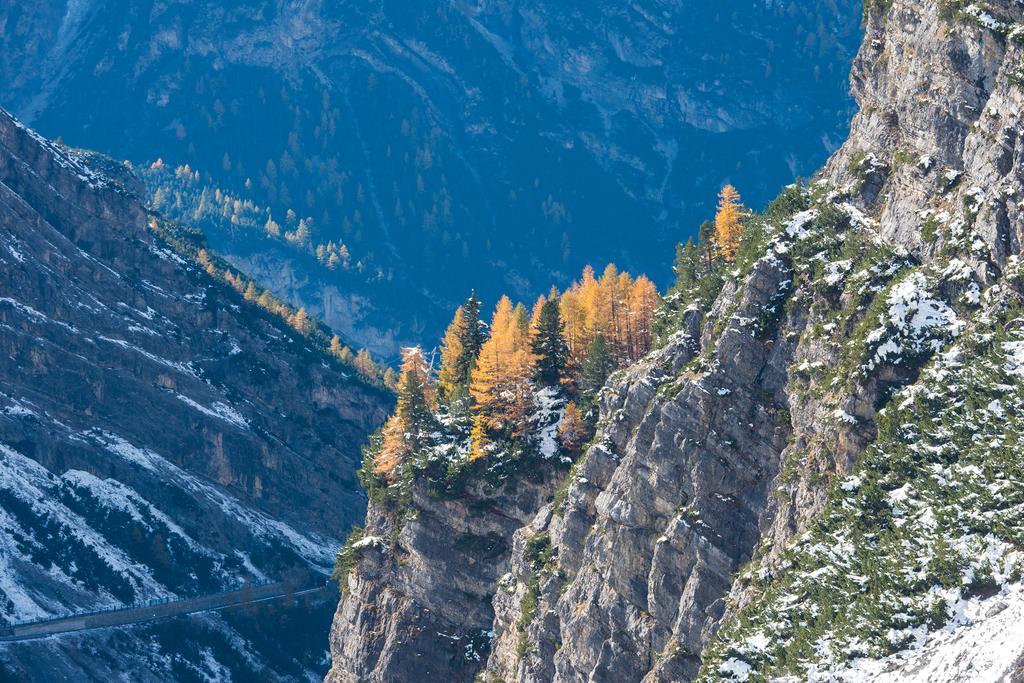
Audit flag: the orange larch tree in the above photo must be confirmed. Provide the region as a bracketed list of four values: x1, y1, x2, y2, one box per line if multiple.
[559, 286, 588, 373]
[530, 293, 547, 332]
[436, 292, 486, 406]
[593, 264, 621, 358]
[469, 297, 536, 459]
[558, 401, 589, 455]
[374, 416, 408, 482]
[374, 347, 437, 481]
[627, 276, 660, 360]
[437, 306, 470, 403]
[714, 185, 744, 261]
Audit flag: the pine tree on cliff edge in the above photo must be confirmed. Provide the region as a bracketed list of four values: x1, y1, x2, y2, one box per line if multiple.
[579, 333, 614, 412]
[438, 291, 486, 405]
[714, 184, 744, 262]
[374, 347, 436, 480]
[532, 296, 568, 388]
[469, 297, 535, 459]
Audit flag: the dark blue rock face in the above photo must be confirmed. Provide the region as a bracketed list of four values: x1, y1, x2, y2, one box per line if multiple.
[0, 1, 862, 357]
[0, 0, 864, 352]
[0, 105, 390, 681]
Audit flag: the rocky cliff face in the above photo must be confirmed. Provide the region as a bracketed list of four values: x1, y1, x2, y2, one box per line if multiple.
[326, 470, 561, 683]
[824, 0, 1023, 260]
[0, 107, 391, 680]
[329, 1, 1024, 681]
[746, 0, 1024, 584]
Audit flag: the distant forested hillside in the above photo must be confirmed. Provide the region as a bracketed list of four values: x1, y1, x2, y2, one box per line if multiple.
[0, 0, 861, 357]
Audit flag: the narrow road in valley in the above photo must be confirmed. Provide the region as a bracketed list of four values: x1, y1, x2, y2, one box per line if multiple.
[0, 581, 336, 643]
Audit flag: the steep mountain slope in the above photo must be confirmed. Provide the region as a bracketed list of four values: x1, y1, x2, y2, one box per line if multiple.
[0, 0, 862, 357]
[328, 1, 1024, 681]
[0, 107, 391, 680]
[702, 1, 1024, 678]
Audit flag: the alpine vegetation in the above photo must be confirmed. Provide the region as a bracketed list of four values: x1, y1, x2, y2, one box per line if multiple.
[328, 0, 1024, 681]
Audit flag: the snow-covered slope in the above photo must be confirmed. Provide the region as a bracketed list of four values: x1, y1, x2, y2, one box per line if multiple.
[0, 107, 391, 679]
[827, 584, 1024, 682]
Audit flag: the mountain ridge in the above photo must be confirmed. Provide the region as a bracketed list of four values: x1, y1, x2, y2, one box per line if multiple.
[0, 105, 392, 681]
[326, 1, 1024, 680]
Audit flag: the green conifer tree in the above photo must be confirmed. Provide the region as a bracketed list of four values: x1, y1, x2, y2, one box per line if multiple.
[437, 291, 488, 406]
[395, 347, 436, 443]
[532, 297, 568, 387]
[579, 334, 614, 410]
[462, 290, 486, 359]
[673, 237, 700, 291]
[375, 348, 436, 479]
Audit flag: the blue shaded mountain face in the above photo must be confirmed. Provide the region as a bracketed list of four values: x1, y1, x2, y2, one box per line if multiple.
[0, 108, 391, 679]
[0, 0, 862, 357]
